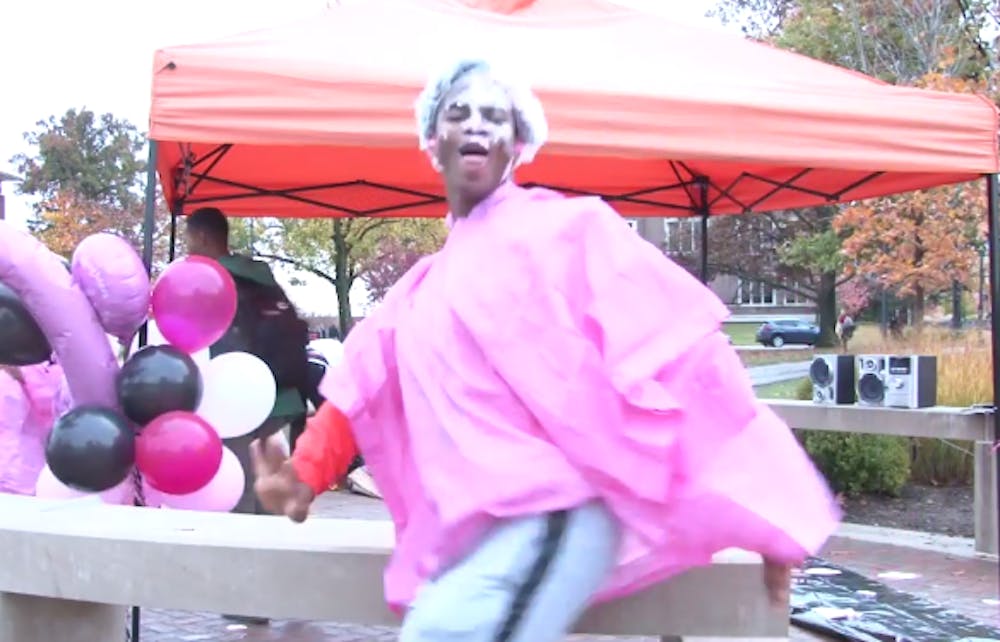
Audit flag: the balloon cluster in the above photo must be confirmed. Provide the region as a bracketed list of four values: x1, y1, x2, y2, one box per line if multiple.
[0, 223, 277, 514]
[122, 256, 278, 512]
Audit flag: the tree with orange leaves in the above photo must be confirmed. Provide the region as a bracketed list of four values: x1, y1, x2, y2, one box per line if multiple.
[34, 189, 140, 258]
[834, 180, 986, 323]
[834, 64, 997, 323]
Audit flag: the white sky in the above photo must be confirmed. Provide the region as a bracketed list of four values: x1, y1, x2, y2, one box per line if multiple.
[0, 0, 726, 316]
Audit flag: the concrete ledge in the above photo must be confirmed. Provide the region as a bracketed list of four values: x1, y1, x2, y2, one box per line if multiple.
[766, 400, 992, 442]
[0, 496, 786, 639]
[766, 401, 997, 557]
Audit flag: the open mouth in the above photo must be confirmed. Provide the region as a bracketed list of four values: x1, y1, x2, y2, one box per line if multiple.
[458, 141, 489, 157]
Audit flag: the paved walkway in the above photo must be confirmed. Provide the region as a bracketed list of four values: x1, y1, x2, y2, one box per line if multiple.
[136, 492, 997, 642]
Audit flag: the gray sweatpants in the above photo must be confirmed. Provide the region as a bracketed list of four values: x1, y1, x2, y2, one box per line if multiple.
[400, 501, 620, 642]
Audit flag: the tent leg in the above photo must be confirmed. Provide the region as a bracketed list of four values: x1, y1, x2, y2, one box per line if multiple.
[696, 177, 709, 284]
[130, 139, 160, 642]
[138, 141, 159, 352]
[985, 173, 1000, 561]
[168, 211, 178, 262]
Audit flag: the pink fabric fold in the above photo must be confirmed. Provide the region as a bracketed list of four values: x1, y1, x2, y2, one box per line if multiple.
[321, 183, 840, 609]
[0, 362, 69, 496]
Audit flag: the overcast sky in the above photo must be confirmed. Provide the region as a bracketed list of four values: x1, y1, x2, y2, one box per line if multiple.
[0, 0, 727, 314]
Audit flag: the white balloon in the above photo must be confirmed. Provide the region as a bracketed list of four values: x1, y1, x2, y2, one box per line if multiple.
[189, 347, 211, 370]
[196, 352, 276, 439]
[128, 320, 210, 367]
[309, 338, 345, 366]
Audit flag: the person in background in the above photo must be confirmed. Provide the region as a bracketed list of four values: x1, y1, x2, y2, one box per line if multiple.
[185, 207, 310, 627]
[297, 346, 374, 496]
[288, 347, 329, 454]
[0, 361, 69, 496]
[836, 308, 856, 352]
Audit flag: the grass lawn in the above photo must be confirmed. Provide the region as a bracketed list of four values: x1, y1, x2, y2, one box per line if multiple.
[754, 376, 809, 399]
[722, 322, 760, 346]
[738, 350, 816, 368]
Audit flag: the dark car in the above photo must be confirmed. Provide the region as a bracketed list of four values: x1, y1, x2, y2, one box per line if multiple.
[755, 319, 820, 347]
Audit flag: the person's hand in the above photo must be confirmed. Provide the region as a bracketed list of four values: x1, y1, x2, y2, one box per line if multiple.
[762, 558, 793, 608]
[250, 435, 315, 523]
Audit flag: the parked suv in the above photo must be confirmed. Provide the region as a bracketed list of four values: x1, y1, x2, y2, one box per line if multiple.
[755, 319, 820, 347]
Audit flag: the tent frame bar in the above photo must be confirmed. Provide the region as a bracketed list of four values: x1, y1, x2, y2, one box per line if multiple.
[161, 143, 886, 218]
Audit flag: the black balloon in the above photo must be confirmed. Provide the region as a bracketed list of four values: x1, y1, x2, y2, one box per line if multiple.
[117, 345, 203, 426]
[0, 281, 52, 366]
[46, 406, 135, 493]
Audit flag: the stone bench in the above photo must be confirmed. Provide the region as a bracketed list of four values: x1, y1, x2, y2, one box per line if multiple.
[0, 495, 788, 641]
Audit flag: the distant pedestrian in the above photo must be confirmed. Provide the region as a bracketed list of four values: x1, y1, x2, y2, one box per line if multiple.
[836, 309, 856, 352]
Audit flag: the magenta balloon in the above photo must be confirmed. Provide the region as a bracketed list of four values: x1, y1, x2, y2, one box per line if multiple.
[71, 233, 151, 342]
[0, 221, 118, 407]
[160, 446, 244, 512]
[136, 411, 222, 495]
[150, 257, 236, 353]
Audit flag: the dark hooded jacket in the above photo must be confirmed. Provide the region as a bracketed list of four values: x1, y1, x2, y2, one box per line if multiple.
[210, 254, 306, 421]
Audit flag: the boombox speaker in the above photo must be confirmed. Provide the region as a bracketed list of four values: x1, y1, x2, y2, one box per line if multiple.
[809, 355, 856, 405]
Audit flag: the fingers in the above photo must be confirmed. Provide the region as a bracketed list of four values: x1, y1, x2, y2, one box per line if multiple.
[762, 560, 792, 608]
[286, 501, 309, 523]
[250, 436, 288, 478]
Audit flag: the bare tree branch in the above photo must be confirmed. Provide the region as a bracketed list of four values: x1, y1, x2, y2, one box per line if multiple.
[254, 253, 337, 287]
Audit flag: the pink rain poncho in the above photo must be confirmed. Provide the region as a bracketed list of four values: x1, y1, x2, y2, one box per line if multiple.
[319, 182, 841, 609]
[0, 362, 71, 495]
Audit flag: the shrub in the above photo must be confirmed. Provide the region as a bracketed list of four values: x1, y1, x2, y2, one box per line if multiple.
[799, 326, 990, 488]
[798, 431, 911, 496]
[793, 371, 910, 496]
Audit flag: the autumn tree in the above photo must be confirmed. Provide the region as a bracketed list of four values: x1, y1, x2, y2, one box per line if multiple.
[10, 108, 148, 256]
[708, 0, 998, 326]
[835, 177, 987, 323]
[359, 219, 448, 303]
[255, 217, 446, 337]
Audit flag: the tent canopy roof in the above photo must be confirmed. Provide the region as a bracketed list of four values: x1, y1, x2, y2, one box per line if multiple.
[149, 0, 999, 218]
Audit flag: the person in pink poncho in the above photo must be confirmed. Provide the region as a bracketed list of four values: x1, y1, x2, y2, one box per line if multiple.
[0, 361, 70, 496]
[252, 58, 841, 642]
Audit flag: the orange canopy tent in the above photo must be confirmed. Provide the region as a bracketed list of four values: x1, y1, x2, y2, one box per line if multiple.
[147, 0, 998, 220]
[140, 8, 1000, 636]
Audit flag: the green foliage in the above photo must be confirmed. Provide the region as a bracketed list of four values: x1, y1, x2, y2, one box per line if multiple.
[11, 108, 146, 214]
[799, 430, 911, 497]
[779, 228, 844, 275]
[793, 376, 910, 496]
[251, 216, 446, 336]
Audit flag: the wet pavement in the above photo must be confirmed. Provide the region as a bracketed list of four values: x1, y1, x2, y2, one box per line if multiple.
[134, 491, 997, 642]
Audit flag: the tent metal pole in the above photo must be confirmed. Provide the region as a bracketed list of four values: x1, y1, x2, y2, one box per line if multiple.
[130, 139, 158, 642]
[168, 210, 178, 262]
[138, 141, 158, 350]
[696, 176, 710, 284]
[986, 172, 1000, 565]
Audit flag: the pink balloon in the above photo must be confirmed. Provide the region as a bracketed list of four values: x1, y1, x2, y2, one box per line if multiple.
[140, 476, 166, 508]
[97, 477, 135, 505]
[71, 233, 151, 343]
[35, 464, 134, 504]
[35, 464, 87, 499]
[136, 411, 222, 495]
[150, 256, 236, 353]
[0, 221, 119, 408]
[161, 446, 244, 512]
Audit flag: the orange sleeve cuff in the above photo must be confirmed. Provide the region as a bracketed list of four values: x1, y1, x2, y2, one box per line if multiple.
[291, 402, 359, 496]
